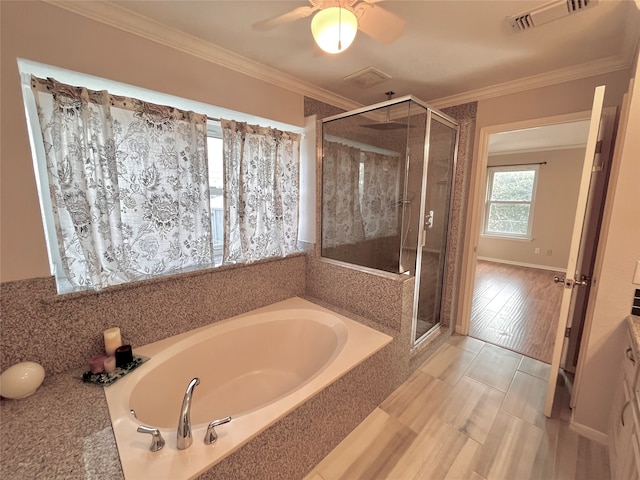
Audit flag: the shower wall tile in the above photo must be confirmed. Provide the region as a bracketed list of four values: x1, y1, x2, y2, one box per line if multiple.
[0, 254, 307, 374]
[304, 97, 350, 260]
[306, 257, 405, 332]
[304, 97, 346, 118]
[440, 102, 478, 327]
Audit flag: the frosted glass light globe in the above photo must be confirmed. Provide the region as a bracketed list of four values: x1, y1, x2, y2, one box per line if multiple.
[311, 7, 358, 54]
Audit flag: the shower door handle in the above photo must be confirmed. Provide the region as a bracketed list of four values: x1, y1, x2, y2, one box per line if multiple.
[425, 210, 434, 229]
[421, 211, 434, 247]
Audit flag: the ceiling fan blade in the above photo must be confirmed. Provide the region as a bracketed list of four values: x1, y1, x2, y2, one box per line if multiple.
[252, 5, 318, 31]
[356, 3, 405, 44]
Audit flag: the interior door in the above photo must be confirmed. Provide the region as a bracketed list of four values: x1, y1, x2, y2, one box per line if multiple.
[560, 107, 617, 375]
[543, 85, 606, 417]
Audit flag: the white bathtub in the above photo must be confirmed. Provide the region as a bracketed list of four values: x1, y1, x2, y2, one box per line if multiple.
[104, 297, 392, 480]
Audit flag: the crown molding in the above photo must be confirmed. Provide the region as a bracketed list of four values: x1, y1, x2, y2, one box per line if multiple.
[45, 1, 636, 113]
[427, 54, 632, 109]
[44, 0, 363, 113]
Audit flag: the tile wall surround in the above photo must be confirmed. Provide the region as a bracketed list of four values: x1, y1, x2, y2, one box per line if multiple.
[0, 254, 307, 374]
[440, 102, 477, 326]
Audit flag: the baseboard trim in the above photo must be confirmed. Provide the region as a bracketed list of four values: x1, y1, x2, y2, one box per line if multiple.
[477, 256, 566, 273]
[568, 415, 609, 445]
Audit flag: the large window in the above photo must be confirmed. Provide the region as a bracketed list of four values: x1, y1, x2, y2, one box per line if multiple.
[483, 165, 538, 238]
[20, 60, 303, 294]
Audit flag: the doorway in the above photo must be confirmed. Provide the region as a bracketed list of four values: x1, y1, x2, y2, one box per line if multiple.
[457, 105, 617, 382]
[468, 120, 591, 364]
[458, 88, 619, 418]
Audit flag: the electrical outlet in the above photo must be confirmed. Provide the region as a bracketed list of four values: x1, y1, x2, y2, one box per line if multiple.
[546, 249, 553, 256]
[534, 247, 540, 255]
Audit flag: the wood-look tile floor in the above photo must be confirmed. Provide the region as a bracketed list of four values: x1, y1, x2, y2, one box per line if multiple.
[304, 336, 610, 480]
[469, 261, 564, 363]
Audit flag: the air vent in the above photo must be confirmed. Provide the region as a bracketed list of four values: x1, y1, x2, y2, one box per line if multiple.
[508, 0, 598, 31]
[512, 13, 534, 30]
[344, 67, 391, 88]
[567, 0, 592, 13]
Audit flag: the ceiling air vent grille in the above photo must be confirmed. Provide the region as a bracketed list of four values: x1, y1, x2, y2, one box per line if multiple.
[567, 0, 591, 13]
[508, 0, 598, 32]
[512, 13, 534, 30]
[344, 67, 392, 88]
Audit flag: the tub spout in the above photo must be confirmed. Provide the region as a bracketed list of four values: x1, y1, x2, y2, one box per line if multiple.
[177, 377, 200, 450]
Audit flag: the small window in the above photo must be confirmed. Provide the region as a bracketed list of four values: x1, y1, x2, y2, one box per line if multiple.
[483, 165, 538, 238]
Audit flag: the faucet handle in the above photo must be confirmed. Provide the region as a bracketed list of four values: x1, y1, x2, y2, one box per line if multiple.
[137, 425, 165, 452]
[204, 416, 232, 445]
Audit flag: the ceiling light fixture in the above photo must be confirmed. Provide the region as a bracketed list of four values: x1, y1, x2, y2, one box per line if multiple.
[311, 6, 358, 54]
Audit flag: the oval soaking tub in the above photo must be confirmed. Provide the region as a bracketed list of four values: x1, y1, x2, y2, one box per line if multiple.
[104, 297, 392, 480]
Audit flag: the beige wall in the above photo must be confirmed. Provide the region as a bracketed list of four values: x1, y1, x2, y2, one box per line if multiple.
[478, 148, 584, 269]
[475, 71, 630, 127]
[0, 1, 304, 283]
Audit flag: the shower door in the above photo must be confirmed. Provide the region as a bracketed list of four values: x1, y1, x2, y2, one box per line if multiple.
[412, 113, 458, 344]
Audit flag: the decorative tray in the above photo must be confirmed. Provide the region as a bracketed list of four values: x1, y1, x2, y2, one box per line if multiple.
[80, 355, 149, 386]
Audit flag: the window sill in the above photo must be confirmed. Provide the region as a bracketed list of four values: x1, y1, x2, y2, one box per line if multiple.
[42, 252, 308, 303]
[480, 234, 533, 242]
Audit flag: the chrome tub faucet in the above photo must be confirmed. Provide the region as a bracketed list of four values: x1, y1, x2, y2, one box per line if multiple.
[177, 377, 200, 450]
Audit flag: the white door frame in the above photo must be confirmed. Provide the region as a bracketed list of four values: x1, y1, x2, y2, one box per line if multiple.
[456, 110, 593, 337]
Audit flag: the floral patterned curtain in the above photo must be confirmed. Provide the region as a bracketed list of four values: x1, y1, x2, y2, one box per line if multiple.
[321, 141, 365, 248]
[360, 151, 401, 239]
[221, 120, 301, 264]
[31, 76, 212, 291]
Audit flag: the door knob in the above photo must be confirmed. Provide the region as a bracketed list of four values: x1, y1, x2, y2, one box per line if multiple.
[553, 275, 590, 288]
[574, 275, 591, 286]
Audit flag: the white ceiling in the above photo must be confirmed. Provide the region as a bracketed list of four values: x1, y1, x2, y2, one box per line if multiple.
[488, 120, 591, 154]
[69, 0, 640, 110]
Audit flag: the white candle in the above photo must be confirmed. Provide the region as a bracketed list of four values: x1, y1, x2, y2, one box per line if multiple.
[103, 327, 122, 356]
[104, 356, 116, 374]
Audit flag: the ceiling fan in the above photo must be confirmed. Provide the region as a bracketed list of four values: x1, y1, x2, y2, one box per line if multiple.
[252, 0, 405, 54]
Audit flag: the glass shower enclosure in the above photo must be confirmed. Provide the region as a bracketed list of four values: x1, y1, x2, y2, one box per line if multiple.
[320, 96, 458, 345]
